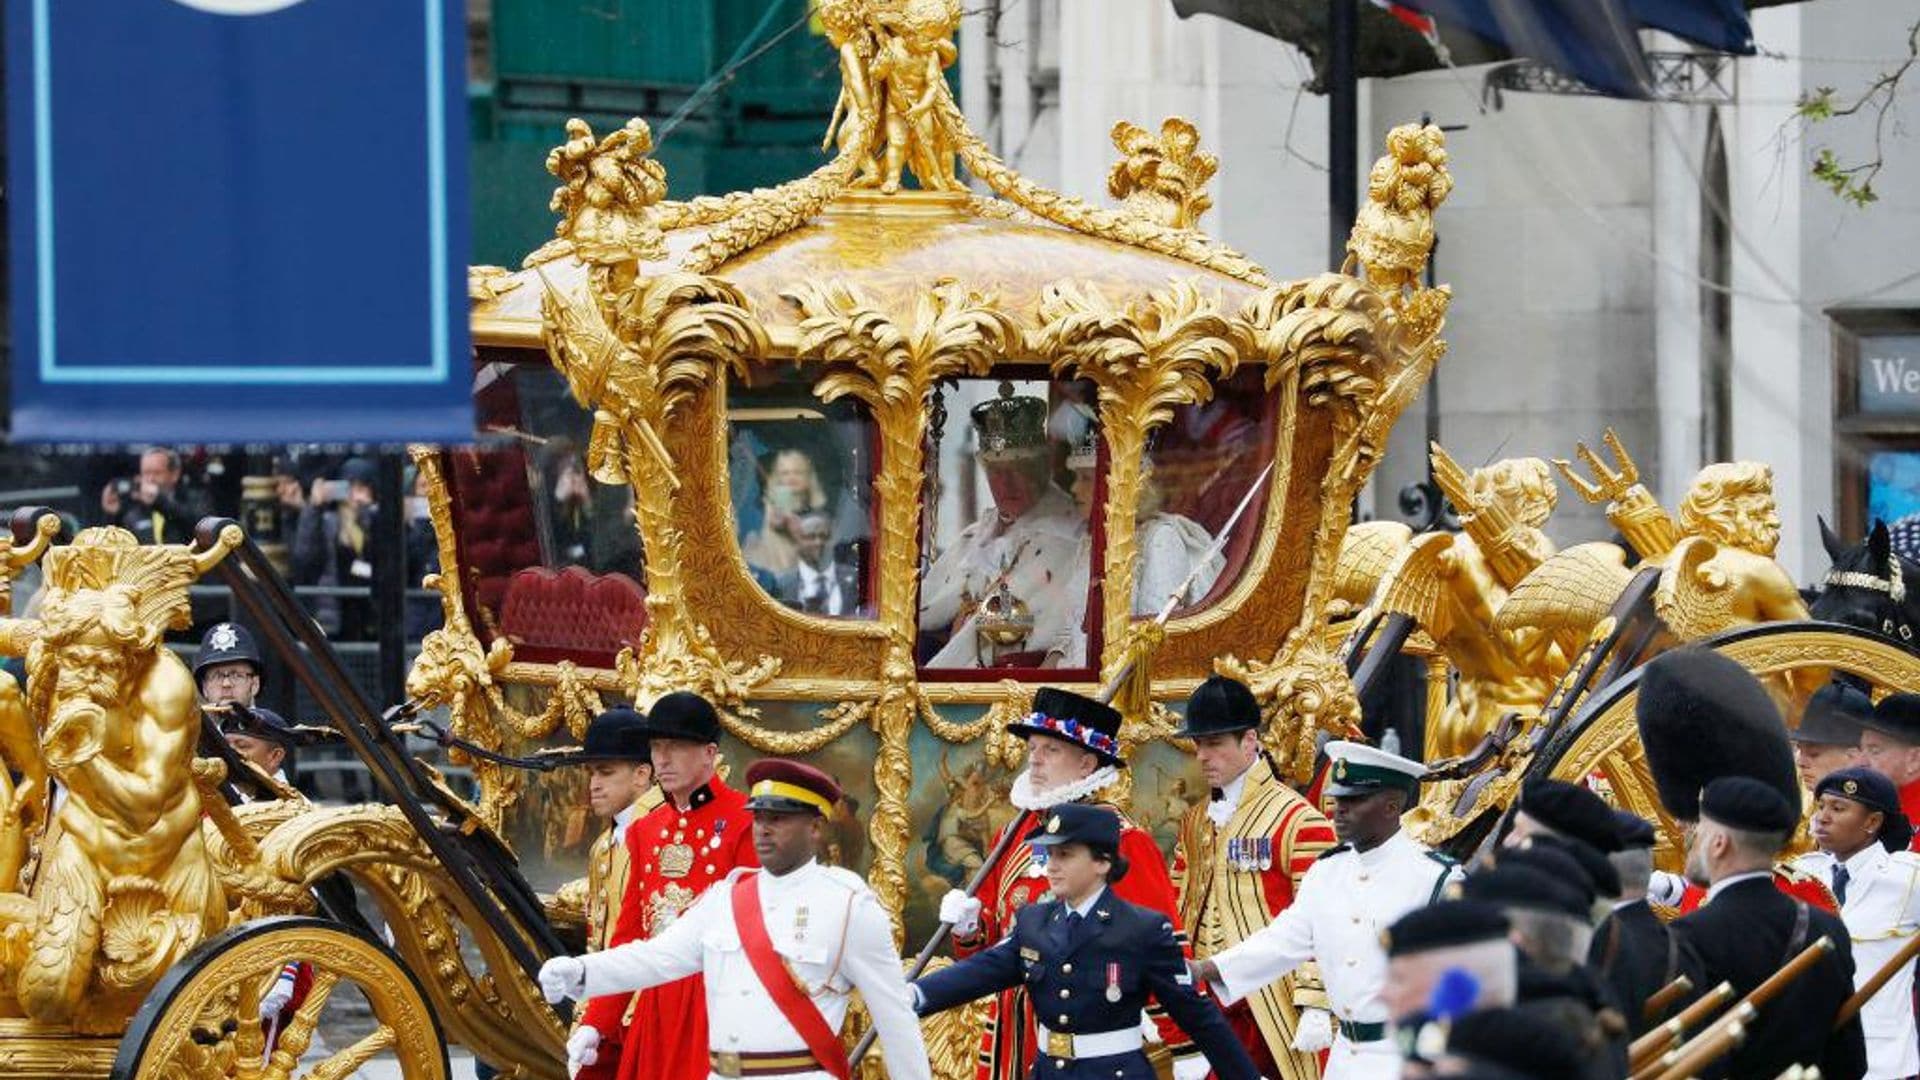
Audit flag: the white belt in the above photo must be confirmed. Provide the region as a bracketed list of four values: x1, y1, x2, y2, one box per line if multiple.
[1035, 1023, 1144, 1060]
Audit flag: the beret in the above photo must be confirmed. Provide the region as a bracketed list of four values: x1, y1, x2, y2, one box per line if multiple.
[1522, 835, 1622, 900]
[1385, 900, 1512, 957]
[1611, 810, 1657, 850]
[1446, 1006, 1587, 1079]
[1813, 766, 1915, 852]
[1700, 775, 1798, 834]
[1518, 778, 1624, 853]
[1462, 861, 1592, 920]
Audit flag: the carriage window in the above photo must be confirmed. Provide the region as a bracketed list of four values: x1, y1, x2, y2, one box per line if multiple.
[727, 366, 877, 619]
[918, 378, 1098, 672]
[1142, 367, 1275, 615]
[511, 366, 643, 578]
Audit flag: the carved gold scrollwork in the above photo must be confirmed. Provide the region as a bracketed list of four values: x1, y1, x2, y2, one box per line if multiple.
[1107, 118, 1219, 231]
[785, 275, 1019, 930]
[1037, 278, 1249, 768]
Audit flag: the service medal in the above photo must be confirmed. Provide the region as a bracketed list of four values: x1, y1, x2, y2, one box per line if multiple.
[1258, 838, 1272, 871]
[1105, 962, 1122, 1003]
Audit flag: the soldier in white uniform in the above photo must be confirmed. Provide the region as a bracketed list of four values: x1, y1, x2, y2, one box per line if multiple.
[1191, 742, 1459, 1080]
[540, 758, 931, 1080]
[1793, 765, 1920, 1080]
[920, 387, 1086, 668]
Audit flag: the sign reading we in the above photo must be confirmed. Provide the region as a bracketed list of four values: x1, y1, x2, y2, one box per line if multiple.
[1859, 335, 1920, 416]
[5, 0, 471, 443]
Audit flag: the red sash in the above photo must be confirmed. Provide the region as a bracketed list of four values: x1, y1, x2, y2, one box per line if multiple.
[730, 872, 852, 1080]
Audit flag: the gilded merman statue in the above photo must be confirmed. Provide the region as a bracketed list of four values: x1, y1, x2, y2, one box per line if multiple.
[0, 526, 236, 1031]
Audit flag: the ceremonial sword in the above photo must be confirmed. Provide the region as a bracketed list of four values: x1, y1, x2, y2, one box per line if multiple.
[847, 460, 1274, 1068]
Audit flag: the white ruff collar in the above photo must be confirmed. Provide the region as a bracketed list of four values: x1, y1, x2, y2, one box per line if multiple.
[1010, 765, 1121, 811]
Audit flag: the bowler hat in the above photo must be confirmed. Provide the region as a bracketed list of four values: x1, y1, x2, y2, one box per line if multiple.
[553, 706, 651, 765]
[1793, 681, 1871, 747]
[1007, 687, 1125, 768]
[1865, 692, 1920, 747]
[1636, 648, 1798, 822]
[1173, 675, 1262, 738]
[644, 691, 724, 744]
[745, 758, 843, 816]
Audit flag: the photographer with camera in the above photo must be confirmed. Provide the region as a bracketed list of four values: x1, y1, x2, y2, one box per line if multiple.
[96, 447, 212, 544]
[292, 457, 381, 639]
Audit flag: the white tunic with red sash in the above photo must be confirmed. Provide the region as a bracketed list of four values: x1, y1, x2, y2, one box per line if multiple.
[577, 860, 931, 1080]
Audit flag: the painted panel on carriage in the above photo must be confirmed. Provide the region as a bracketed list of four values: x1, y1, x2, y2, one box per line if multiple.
[4, 0, 471, 442]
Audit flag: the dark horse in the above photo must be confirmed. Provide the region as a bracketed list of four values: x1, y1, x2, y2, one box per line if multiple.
[1813, 516, 1920, 647]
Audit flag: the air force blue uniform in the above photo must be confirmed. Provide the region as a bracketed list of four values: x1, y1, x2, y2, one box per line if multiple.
[914, 887, 1261, 1080]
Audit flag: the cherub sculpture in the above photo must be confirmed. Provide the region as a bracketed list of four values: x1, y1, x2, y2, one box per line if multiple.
[868, 0, 963, 194]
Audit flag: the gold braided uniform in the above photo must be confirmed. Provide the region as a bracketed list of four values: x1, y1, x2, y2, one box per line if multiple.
[1172, 757, 1336, 1079]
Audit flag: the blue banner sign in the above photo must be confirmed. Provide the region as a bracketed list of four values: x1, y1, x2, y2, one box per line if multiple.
[6, 0, 471, 443]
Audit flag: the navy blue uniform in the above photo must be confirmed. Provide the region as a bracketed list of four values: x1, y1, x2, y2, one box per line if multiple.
[914, 889, 1260, 1080]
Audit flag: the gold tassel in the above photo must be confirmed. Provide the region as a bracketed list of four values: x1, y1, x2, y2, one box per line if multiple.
[586, 412, 627, 484]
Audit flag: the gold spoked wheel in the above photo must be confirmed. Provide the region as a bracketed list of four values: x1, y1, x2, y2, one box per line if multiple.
[111, 916, 449, 1080]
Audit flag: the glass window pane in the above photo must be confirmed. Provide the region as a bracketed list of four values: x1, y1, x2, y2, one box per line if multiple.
[1142, 367, 1273, 616]
[918, 378, 1097, 671]
[728, 366, 876, 619]
[1868, 450, 1920, 525]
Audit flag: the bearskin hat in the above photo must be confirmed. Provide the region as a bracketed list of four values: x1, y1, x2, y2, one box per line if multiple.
[1634, 647, 1797, 823]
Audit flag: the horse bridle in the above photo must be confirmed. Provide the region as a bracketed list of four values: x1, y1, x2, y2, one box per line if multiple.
[1824, 549, 1916, 641]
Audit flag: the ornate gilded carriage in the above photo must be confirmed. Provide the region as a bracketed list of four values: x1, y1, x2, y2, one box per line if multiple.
[4, 4, 1913, 1078]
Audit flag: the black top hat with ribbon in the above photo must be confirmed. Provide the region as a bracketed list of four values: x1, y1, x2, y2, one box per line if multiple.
[643, 691, 724, 744]
[1006, 687, 1125, 768]
[549, 706, 652, 766]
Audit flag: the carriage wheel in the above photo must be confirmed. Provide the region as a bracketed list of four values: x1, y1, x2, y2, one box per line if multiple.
[112, 915, 449, 1080]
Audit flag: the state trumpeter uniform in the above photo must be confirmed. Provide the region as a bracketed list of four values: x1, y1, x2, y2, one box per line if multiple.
[546, 760, 931, 1080]
[1792, 766, 1920, 1080]
[916, 805, 1261, 1080]
[1204, 742, 1458, 1080]
[547, 706, 665, 1079]
[582, 693, 759, 1080]
[1169, 675, 1336, 1079]
[949, 689, 1208, 1080]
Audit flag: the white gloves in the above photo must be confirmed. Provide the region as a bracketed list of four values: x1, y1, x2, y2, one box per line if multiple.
[257, 965, 297, 1020]
[540, 955, 587, 1004]
[1290, 1008, 1335, 1052]
[566, 1026, 601, 1077]
[1647, 870, 1688, 908]
[939, 890, 983, 937]
[1171, 1055, 1213, 1080]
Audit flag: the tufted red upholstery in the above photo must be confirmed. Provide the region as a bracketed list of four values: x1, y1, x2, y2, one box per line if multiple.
[446, 446, 543, 633]
[499, 566, 649, 664]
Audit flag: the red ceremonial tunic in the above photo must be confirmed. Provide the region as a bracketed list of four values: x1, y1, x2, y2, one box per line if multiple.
[953, 799, 1196, 1080]
[1901, 778, 1920, 853]
[1675, 862, 1838, 915]
[580, 779, 757, 1080]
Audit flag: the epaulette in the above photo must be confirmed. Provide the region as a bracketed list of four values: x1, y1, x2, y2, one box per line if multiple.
[1316, 843, 1352, 862]
[816, 865, 869, 894]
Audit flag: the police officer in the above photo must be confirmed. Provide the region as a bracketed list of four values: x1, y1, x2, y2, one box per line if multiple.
[1192, 742, 1461, 1080]
[913, 803, 1260, 1080]
[1792, 765, 1920, 1079]
[194, 621, 262, 707]
[541, 759, 930, 1080]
